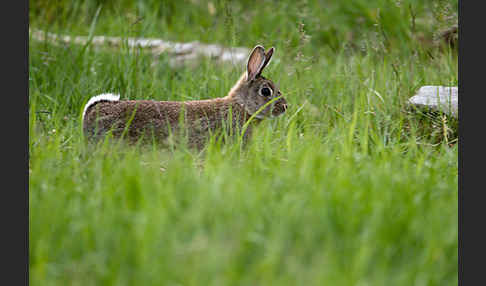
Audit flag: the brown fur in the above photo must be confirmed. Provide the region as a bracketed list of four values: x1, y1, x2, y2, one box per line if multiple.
[83, 46, 287, 149]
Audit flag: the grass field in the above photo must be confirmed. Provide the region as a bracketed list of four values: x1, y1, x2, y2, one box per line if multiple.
[29, 0, 458, 285]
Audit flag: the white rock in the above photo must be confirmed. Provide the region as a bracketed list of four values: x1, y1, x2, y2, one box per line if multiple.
[408, 86, 458, 118]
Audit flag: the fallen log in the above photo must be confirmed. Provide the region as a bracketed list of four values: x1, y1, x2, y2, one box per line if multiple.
[30, 29, 250, 67]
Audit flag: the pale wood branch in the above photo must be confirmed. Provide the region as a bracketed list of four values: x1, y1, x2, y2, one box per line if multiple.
[30, 29, 250, 67]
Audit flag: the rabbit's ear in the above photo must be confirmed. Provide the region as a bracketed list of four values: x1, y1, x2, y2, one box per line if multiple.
[260, 47, 274, 71]
[246, 45, 266, 81]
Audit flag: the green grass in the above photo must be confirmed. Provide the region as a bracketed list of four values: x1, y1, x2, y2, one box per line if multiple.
[29, 0, 458, 285]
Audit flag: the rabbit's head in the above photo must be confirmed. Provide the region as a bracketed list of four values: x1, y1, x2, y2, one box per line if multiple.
[233, 45, 287, 119]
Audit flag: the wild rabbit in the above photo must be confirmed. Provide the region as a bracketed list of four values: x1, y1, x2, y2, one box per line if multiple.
[82, 45, 287, 148]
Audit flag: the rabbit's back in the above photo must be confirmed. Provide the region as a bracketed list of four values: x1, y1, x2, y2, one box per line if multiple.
[83, 98, 251, 146]
[83, 100, 183, 141]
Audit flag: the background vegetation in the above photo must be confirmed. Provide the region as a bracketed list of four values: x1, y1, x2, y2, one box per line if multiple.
[29, 0, 458, 285]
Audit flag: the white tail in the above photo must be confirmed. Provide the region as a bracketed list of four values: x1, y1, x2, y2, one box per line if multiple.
[82, 93, 120, 121]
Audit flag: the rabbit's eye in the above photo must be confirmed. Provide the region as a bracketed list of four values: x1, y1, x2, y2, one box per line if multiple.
[260, 87, 272, 97]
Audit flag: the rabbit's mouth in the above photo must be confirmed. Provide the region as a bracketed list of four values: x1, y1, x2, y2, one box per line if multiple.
[271, 97, 288, 117]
